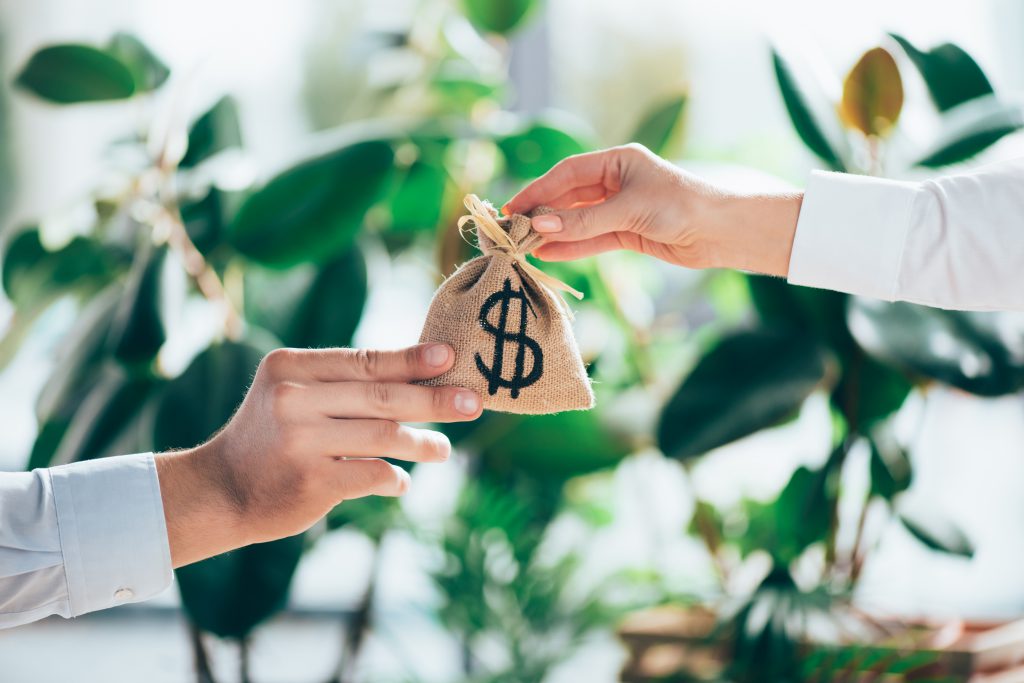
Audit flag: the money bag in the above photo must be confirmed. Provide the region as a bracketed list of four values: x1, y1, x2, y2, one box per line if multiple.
[418, 195, 595, 414]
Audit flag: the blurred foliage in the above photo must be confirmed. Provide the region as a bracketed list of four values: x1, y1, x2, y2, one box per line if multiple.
[649, 36, 1024, 683]
[1, 1, 688, 681]
[4, 7, 1017, 683]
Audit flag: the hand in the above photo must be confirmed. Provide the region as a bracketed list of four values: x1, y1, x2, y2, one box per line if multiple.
[155, 344, 481, 567]
[504, 144, 802, 277]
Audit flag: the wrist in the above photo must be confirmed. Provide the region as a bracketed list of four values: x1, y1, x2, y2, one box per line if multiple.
[155, 442, 250, 568]
[705, 191, 802, 277]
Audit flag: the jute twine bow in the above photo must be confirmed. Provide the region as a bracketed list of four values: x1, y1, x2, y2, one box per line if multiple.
[458, 194, 584, 317]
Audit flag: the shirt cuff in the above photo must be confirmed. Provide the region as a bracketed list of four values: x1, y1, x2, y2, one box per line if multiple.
[48, 453, 172, 616]
[788, 170, 921, 301]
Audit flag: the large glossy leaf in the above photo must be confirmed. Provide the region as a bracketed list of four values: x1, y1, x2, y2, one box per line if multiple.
[497, 121, 589, 179]
[105, 33, 169, 92]
[839, 47, 903, 137]
[388, 159, 447, 233]
[153, 340, 301, 639]
[108, 243, 167, 365]
[461, 0, 537, 34]
[2, 228, 124, 310]
[175, 533, 306, 639]
[244, 247, 366, 349]
[15, 44, 136, 103]
[898, 508, 974, 558]
[180, 187, 230, 256]
[49, 363, 157, 466]
[868, 434, 912, 501]
[228, 140, 394, 268]
[658, 328, 832, 462]
[889, 33, 993, 112]
[180, 96, 242, 168]
[35, 287, 122, 426]
[747, 275, 852, 354]
[836, 353, 913, 428]
[913, 98, 1023, 167]
[630, 94, 687, 156]
[771, 49, 844, 170]
[152, 340, 266, 451]
[847, 298, 1024, 396]
[448, 409, 631, 481]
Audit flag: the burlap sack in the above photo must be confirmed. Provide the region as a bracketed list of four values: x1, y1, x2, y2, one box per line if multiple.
[418, 195, 594, 414]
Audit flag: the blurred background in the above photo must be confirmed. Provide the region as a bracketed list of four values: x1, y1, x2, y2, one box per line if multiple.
[1, 1, 1024, 681]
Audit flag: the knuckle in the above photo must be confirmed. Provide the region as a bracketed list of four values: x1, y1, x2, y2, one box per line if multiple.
[428, 431, 451, 461]
[261, 348, 295, 378]
[371, 419, 400, 445]
[404, 345, 423, 371]
[269, 381, 300, 419]
[365, 458, 396, 485]
[621, 142, 651, 158]
[366, 381, 392, 409]
[353, 348, 383, 377]
[431, 388, 450, 414]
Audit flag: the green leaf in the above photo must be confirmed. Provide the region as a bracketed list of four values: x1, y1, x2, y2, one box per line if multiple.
[180, 96, 242, 168]
[35, 287, 122, 427]
[839, 47, 903, 138]
[228, 140, 394, 268]
[847, 298, 1024, 396]
[771, 49, 844, 170]
[48, 363, 157, 466]
[152, 340, 266, 452]
[869, 435, 912, 501]
[175, 533, 305, 639]
[15, 44, 136, 103]
[108, 243, 168, 365]
[245, 247, 367, 349]
[913, 99, 1022, 167]
[105, 33, 169, 92]
[388, 159, 447, 233]
[898, 509, 974, 558]
[747, 275, 852, 353]
[180, 187, 230, 256]
[449, 409, 631, 481]
[834, 353, 913, 429]
[889, 33, 993, 112]
[461, 0, 537, 34]
[657, 328, 831, 462]
[2, 228, 125, 310]
[497, 122, 589, 179]
[630, 94, 687, 156]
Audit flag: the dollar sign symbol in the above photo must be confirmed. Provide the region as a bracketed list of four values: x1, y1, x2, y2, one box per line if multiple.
[475, 278, 543, 398]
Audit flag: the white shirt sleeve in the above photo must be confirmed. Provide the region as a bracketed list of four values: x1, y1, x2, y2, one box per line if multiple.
[0, 453, 172, 629]
[788, 158, 1024, 311]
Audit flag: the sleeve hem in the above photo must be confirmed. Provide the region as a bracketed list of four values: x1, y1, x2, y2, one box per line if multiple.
[787, 170, 920, 300]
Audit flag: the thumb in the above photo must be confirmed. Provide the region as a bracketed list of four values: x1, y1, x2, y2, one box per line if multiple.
[531, 196, 634, 243]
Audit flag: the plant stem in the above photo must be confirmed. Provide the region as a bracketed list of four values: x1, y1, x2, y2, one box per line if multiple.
[590, 259, 655, 387]
[158, 205, 244, 340]
[335, 537, 384, 683]
[187, 622, 217, 683]
[239, 636, 252, 683]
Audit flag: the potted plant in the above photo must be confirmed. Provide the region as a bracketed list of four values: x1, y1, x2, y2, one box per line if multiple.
[619, 35, 1024, 682]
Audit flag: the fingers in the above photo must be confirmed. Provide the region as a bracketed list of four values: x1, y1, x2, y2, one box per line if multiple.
[260, 343, 455, 384]
[531, 195, 636, 243]
[533, 233, 634, 261]
[546, 183, 610, 209]
[504, 148, 624, 215]
[298, 381, 482, 422]
[325, 458, 412, 499]
[308, 419, 451, 463]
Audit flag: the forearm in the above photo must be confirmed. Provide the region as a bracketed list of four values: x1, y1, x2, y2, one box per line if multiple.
[705, 191, 803, 278]
[155, 445, 247, 568]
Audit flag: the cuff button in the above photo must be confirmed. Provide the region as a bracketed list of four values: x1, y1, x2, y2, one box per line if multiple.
[113, 588, 135, 601]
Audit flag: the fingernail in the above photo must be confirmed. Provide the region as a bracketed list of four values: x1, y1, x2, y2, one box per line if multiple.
[532, 215, 562, 233]
[454, 390, 480, 416]
[397, 467, 412, 494]
[424, 344, 450, 367]
[501, 203, 512, 216]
